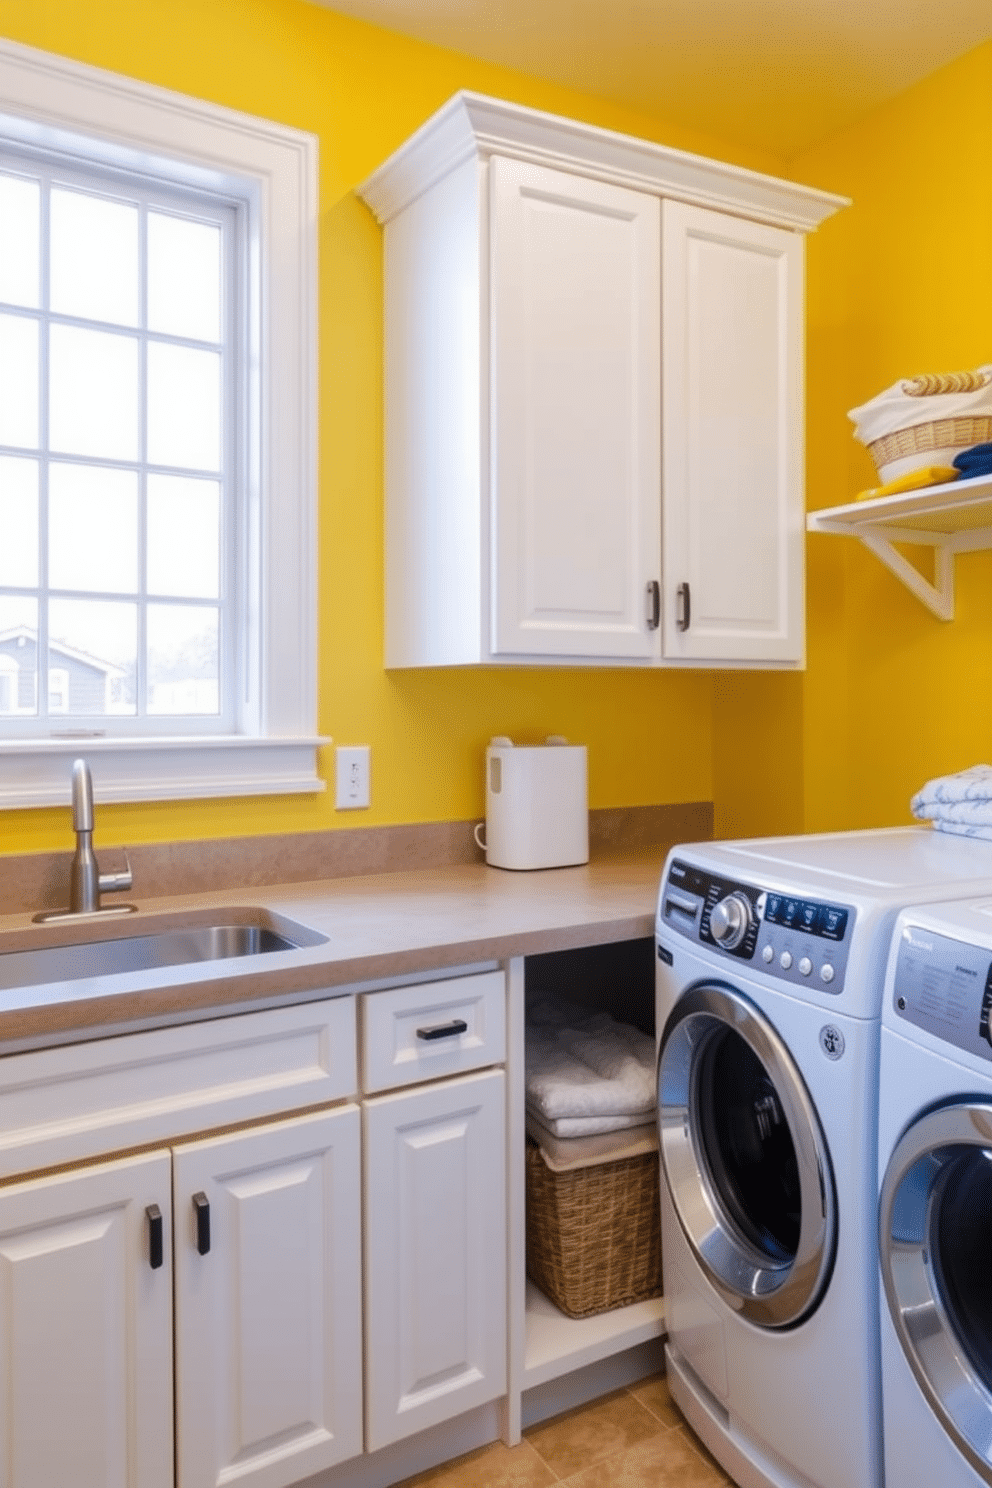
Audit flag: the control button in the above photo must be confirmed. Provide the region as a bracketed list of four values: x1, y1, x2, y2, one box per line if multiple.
[799, 957, 813, 976]
[762, 945, 774, 964]
[710, 893, 753, 951]
[779, 951, 793, 970]
[820, 964, 835, 984]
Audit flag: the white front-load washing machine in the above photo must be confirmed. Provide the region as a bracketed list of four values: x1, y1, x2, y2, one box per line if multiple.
[655, 827, 992, 1488]
[878, 896, 992, 1487]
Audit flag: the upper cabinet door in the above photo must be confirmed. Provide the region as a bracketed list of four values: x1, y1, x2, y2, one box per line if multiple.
[489, 156, 662, 660]
[661, 201, 804, 664]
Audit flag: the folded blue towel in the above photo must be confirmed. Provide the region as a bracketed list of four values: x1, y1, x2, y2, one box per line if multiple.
[953, 442, 992, 477]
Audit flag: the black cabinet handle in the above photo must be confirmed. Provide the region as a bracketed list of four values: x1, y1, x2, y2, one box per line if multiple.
[676, 581, 691, 633]
[192, 1191, 211, 1255]
[416, 1018, 468, 1042]
[646, 580, 660, 631]
[146, 1203, 164, 1270]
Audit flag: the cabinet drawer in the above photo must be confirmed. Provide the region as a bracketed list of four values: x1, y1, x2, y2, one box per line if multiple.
[0, 994, 357, 1179]
[362, 970, 505, 1092]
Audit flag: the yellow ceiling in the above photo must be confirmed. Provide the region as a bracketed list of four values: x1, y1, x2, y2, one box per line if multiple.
[307, 0, 992, 156]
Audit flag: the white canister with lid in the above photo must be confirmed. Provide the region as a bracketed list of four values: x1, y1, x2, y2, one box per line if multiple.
[474, 736, 589, 870]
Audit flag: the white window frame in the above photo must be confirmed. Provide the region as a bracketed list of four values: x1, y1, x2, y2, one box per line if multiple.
[0, 38, 323, 808]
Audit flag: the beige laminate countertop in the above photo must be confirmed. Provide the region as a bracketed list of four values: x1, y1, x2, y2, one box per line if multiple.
[0, 847, 673, 1051]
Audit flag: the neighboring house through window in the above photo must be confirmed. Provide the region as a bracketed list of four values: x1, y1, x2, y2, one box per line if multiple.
[0, 39, 320, 808]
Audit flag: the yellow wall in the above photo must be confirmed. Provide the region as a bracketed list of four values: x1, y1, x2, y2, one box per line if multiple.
[0, 0, 791, 854]
[794, 40, 992, 832]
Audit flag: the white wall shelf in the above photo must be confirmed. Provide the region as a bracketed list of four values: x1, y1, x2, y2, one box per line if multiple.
[806, 473, 992, 620]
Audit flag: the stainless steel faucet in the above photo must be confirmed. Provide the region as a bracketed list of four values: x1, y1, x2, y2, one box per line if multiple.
[34, 758, 135, 922]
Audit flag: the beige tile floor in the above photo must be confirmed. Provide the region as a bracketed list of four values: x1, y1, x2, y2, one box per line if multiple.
[394, 1375, 736, 1488]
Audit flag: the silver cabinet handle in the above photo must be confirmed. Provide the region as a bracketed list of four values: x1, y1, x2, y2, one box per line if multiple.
[646, 580, 660, 630]
[676, 582, 691, 632]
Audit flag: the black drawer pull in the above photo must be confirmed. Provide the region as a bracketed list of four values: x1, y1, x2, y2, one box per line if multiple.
[416, 1018, 469, 1042]
[146, 1203, 164, 1270]
[192, 1191, 211, 1255]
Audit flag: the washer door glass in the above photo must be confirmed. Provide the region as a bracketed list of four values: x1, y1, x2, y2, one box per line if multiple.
[658, 982, 836, 1328]
[880, 1101, 992, 1484]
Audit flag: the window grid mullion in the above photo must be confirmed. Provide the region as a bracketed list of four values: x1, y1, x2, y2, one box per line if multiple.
[37, 166, 52, 726]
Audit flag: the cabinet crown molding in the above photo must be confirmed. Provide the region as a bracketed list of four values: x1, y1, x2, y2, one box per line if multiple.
[357, 90, 848, 233]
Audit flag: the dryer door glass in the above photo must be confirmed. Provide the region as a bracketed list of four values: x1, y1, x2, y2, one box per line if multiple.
[880, 1101, 992, 1483]
[659, 982, 836, 1329]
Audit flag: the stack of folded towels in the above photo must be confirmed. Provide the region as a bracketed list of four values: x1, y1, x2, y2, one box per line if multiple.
[525, 996, 657, 1172]
[911, 764, 992, 841]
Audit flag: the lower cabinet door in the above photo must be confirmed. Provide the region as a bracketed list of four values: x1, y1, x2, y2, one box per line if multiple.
[363, 1068, 507, 1451]
[0, 1149, 174, 1488]
[172, 1105, 363, 1488]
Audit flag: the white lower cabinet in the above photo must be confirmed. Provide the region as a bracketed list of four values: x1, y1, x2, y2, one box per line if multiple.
[0, 971, 515, 1488]
[0, 1150, 174, 1488]
[363, 1068, 507, 1451]
[173, 1107, 363, 1488]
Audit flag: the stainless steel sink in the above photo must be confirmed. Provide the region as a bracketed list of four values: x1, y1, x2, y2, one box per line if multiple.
[0, 913, 325, 992]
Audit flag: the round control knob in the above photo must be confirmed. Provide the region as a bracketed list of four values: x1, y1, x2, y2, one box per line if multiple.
[799, 957, 813, 977]
[820, 964, 835, 984]
[709, 893, 753, 950]
[762, 944, 774, 964]
[780, 951, 793, 970]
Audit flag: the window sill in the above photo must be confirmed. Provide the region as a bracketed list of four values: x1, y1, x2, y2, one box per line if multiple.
[0, 737, 329, 809]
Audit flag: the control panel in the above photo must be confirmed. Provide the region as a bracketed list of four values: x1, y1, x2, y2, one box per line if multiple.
[660, 859, 853, 993]
[893, 924, 992, 1060]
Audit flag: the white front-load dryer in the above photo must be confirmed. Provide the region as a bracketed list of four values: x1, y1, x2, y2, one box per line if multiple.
[878, 897, 992, 1487]
[655, 827, 992, 1488]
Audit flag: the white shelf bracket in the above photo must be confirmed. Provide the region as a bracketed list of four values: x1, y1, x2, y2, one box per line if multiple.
[858, 532, 954, 621]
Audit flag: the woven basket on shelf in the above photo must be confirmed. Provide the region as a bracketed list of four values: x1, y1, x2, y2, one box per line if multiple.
[868, 415, 992, 480]
[525, 1139, 662, 1319]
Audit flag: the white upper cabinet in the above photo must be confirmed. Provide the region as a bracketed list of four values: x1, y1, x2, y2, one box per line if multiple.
[661, 201, 804, 663]
[359, 92, 846, 670]
[490, 157, 662, 659]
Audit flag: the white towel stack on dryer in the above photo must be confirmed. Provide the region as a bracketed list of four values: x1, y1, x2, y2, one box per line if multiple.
[524, 997, 658, 1170]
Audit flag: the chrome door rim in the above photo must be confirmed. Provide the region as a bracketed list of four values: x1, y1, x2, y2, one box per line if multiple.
[658, 982, 836, 1328]
[879, 1101, 992, 1485]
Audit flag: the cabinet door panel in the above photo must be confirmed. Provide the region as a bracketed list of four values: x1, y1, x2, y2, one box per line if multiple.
[173, 1106, 362, 1488]
[662, 200, 804, 663]
[0, 1150, 173, 1488]
[490, 156, 661, 659]
[364, 1069, 506, 1450]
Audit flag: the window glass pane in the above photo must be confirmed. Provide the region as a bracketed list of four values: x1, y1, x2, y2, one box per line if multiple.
[148, 213, 221, 342]
[49, 464, 138, 594]
[0, 456, 39, 588]
[49, 324, 139, 461]
[147, 475, 220, 598]
[50, 187, 139, 327]
[147, 343, 221, 471]
[48, 597, 136, 716]
[0, 173, 40, 308]
[0, 596, 38, 716]
[147, 605, 218, 715]
[0, 313, 39, 448]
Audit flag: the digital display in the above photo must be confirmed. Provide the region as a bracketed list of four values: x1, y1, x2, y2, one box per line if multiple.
[764, 894, 848, 941]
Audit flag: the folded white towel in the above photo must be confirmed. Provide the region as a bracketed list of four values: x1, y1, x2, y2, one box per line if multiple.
[525, 1109, 658, 1138]
[525, 1111, 657, 1171]
[525, 997, 656, 1124]
[911, 764, 992, 841]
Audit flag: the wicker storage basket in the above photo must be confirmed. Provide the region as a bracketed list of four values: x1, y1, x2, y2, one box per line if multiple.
[525, 1139, 662, 1319]
[867, 416, 992, 484]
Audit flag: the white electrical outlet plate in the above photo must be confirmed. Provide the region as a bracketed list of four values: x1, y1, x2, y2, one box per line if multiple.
[335, 745, 371, 810]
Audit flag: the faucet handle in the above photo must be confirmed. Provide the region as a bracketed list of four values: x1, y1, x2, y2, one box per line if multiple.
[99, 848, 133, 897]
